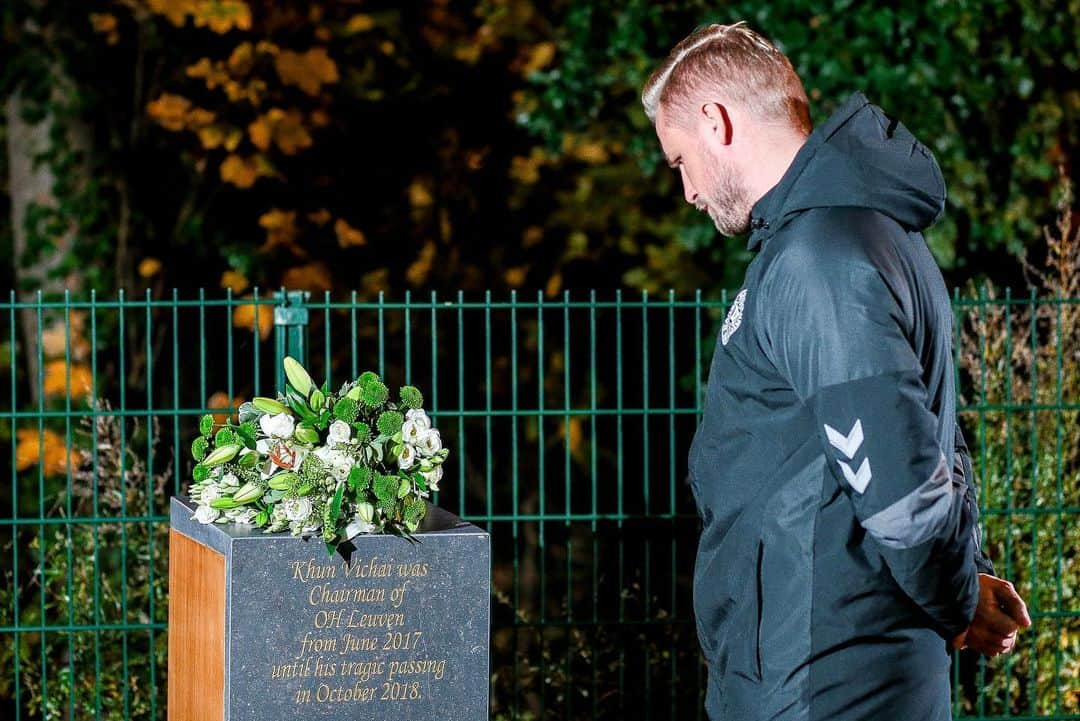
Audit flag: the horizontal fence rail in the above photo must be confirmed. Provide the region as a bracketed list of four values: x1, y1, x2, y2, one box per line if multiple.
[0, 288, 1077, 720]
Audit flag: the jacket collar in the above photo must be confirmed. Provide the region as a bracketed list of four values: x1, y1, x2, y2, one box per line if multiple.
[746, 91, 872, 252]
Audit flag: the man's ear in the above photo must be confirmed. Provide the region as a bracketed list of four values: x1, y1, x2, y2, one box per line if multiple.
[700, 102, 733, 146]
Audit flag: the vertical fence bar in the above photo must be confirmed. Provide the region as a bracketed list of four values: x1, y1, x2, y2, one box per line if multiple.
[63, 290, 74, 721]
[9, 291, 20, 721]
[274, 290, 310, 383]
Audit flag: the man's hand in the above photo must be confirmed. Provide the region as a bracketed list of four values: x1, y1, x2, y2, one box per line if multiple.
[952, 574, 1032, 657]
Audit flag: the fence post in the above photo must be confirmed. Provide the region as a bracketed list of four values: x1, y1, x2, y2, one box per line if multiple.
[273, 289, 310, 391]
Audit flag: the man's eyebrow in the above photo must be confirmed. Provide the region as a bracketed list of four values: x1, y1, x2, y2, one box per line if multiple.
[667, 155, 681, 168]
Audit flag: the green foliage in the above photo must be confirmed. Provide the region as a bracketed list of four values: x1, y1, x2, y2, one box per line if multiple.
[192, 463, 209, 482]
[199, 414, 214, 436]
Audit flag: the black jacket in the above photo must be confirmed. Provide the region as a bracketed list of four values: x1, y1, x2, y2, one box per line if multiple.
[687, 92, 995, 721]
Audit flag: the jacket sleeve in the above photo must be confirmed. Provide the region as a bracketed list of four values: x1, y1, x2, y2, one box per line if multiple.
[761, 244, 979, 640]
[954, 421, 996, 576]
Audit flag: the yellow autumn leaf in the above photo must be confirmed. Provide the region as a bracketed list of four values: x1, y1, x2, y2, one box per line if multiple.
[41, 314, 89, 361]
[510, 154, 541, 184]
[147, 0, 195, 27]
[405, 241, 437, 287]
[307, 208, 332, 226]
[521, 42, 556, 75]
[198, 125, 226, 149]
[227, 42, 255, 76]
[90, 12, 120, 45]
[522, 226, 544, 248]
[258, 208, 301, 254]
[248, 116, 272, 151]
[282, 262, 333, 292]
[16, 428, 80, 476]
[266, 108, 312, 155]
[408, 179, 434, 208]
[545, 271, 563, 298]
[220, 154, 258, 188]
[335, 218, 366, 248]
[274, 47, 339, 96]
[146, 93, 192, 132]
[43, 360, 94, 400]
[503, 265, 528, 288]
[563, 134, 609, 164]
[232, 300, 273, 339]
[223, 126, 244, 151]
[563, 416, 587, 464]
[220, 270, 249, 293]
[345, 14, 376, 33]
[192, 0, 252, 34]
[138, 257, 163, 278]
[186, 107, 215, 128]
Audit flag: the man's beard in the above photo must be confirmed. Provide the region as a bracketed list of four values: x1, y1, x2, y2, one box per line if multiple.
[695, 146, 751, 236]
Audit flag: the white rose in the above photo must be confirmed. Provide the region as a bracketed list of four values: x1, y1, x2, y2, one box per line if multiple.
[259, 412, 295, 439]
[226, 507, 258, 525]
[193, 505, 220, 524]
[417, 429, 442, 457]
[332, 460, 352, 482]
[282, 497, 313, 523]
[221, 473, 239, 488]
[397, 444, 417, 470]
[328, 420, 352, 445]
[401, 420, 423, 443]
[421, 465, 443, 491]
[256, 438, 271, 455]
[405, 409, 431, 431]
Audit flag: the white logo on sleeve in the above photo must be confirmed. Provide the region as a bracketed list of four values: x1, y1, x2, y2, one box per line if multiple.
[824, 419, 873, 493]
[721, 289, 748, 346]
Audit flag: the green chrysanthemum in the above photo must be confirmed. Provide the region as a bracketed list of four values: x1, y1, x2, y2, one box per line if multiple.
[199, 414, 215, 436]
[192, 464, 210, 482]
[373, 473, 399, 516]
[357, 371, 381, 388]
[352, 421, 372, 443]
[403, 498, 426, 527]
[191, 437, 209, 461]
[376, 410, 404, 437]
[399, 386, 423, 410]
[359, 380, 389, 409]
[236, 421, 258, 447]
[215, 428, 238, 447]
[298, 454, 327, 486]
[333, 397, 359, 423]
[348, 466, 372, 492]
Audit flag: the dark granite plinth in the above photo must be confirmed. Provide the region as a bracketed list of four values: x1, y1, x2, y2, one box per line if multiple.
[170, 495, 490, 720]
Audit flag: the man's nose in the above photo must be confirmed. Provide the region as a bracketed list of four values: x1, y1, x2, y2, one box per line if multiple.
[681, 169, 697, 205]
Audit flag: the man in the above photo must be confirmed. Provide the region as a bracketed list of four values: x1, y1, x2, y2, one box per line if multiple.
[642, 22, 1032, 721]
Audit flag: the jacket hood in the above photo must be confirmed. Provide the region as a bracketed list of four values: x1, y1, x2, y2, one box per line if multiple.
[747, 92, 947, 251]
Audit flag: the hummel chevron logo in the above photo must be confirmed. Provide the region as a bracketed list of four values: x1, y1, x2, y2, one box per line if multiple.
[823, 419, 864, 460]
[838, 458, 872, 494]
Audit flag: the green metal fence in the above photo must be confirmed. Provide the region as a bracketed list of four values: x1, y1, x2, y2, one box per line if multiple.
[1, 289, 1077, 720]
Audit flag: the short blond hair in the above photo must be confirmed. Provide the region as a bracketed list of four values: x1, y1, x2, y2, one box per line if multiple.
[642, 22, 811, 135]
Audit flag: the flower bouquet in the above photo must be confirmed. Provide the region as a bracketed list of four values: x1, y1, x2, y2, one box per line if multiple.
[187, 356, 448, 552]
